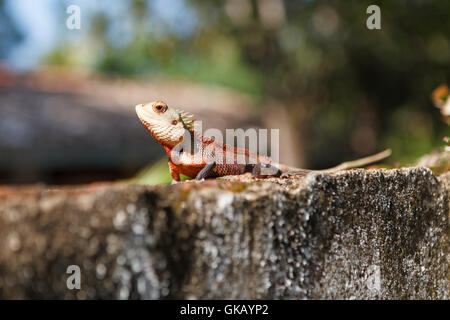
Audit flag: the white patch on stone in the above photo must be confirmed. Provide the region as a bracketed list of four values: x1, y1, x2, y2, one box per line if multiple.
[216, 192, 234, 211]
[113, 211, 127, 230]
[366, 264, 381, 292]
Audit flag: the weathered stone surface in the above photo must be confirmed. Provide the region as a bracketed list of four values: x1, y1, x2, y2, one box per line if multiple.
[0, 167, 448, 299]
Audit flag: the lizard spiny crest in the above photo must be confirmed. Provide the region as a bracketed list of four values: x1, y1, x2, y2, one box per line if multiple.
[176, 109, 195, 131]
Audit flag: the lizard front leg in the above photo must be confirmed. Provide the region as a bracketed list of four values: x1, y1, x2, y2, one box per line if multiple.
[195, 162, 216, 180]
[168, 161, 181, 184]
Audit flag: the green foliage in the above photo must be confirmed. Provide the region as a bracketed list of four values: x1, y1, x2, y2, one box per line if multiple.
[384, 107, 442, 165]
[134, 158, 190, 185]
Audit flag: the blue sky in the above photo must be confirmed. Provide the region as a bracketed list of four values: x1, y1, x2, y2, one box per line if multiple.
[4, 0, 197, 70]
[5, 0, 58, 70]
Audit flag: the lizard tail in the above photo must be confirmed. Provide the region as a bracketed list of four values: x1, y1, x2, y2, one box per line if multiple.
[279, 148, 392, 173]
[318, 148, 392, 172]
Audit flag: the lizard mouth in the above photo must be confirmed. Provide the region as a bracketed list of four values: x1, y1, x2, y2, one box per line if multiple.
[135, 104, 156, 122]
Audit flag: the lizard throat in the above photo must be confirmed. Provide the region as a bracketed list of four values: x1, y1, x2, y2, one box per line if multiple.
[140, 118, 184, 147]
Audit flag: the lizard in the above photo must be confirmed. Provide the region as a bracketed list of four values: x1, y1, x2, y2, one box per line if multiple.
[135, 100, 391, 184]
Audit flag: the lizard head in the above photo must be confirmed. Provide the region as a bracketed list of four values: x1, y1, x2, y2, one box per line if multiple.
[135, 100, 195, 147]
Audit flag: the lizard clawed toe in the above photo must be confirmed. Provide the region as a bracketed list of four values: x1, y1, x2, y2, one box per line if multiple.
[280, 170, 310, 179]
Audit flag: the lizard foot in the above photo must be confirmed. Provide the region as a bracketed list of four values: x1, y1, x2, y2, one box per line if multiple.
[252, 162, 282, 178]
[280, 170, 310, 179]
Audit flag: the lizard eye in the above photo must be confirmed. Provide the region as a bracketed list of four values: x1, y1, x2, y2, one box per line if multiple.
[152, 103, 167, 113]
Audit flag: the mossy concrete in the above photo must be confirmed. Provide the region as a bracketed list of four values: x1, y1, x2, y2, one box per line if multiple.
[0, 168, 447, 299]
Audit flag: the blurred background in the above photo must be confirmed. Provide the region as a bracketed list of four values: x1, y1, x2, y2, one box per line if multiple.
[0, 0, 448, 185]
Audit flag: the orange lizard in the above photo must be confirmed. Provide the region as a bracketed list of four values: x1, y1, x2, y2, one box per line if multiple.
[135, 101, 391, 184]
